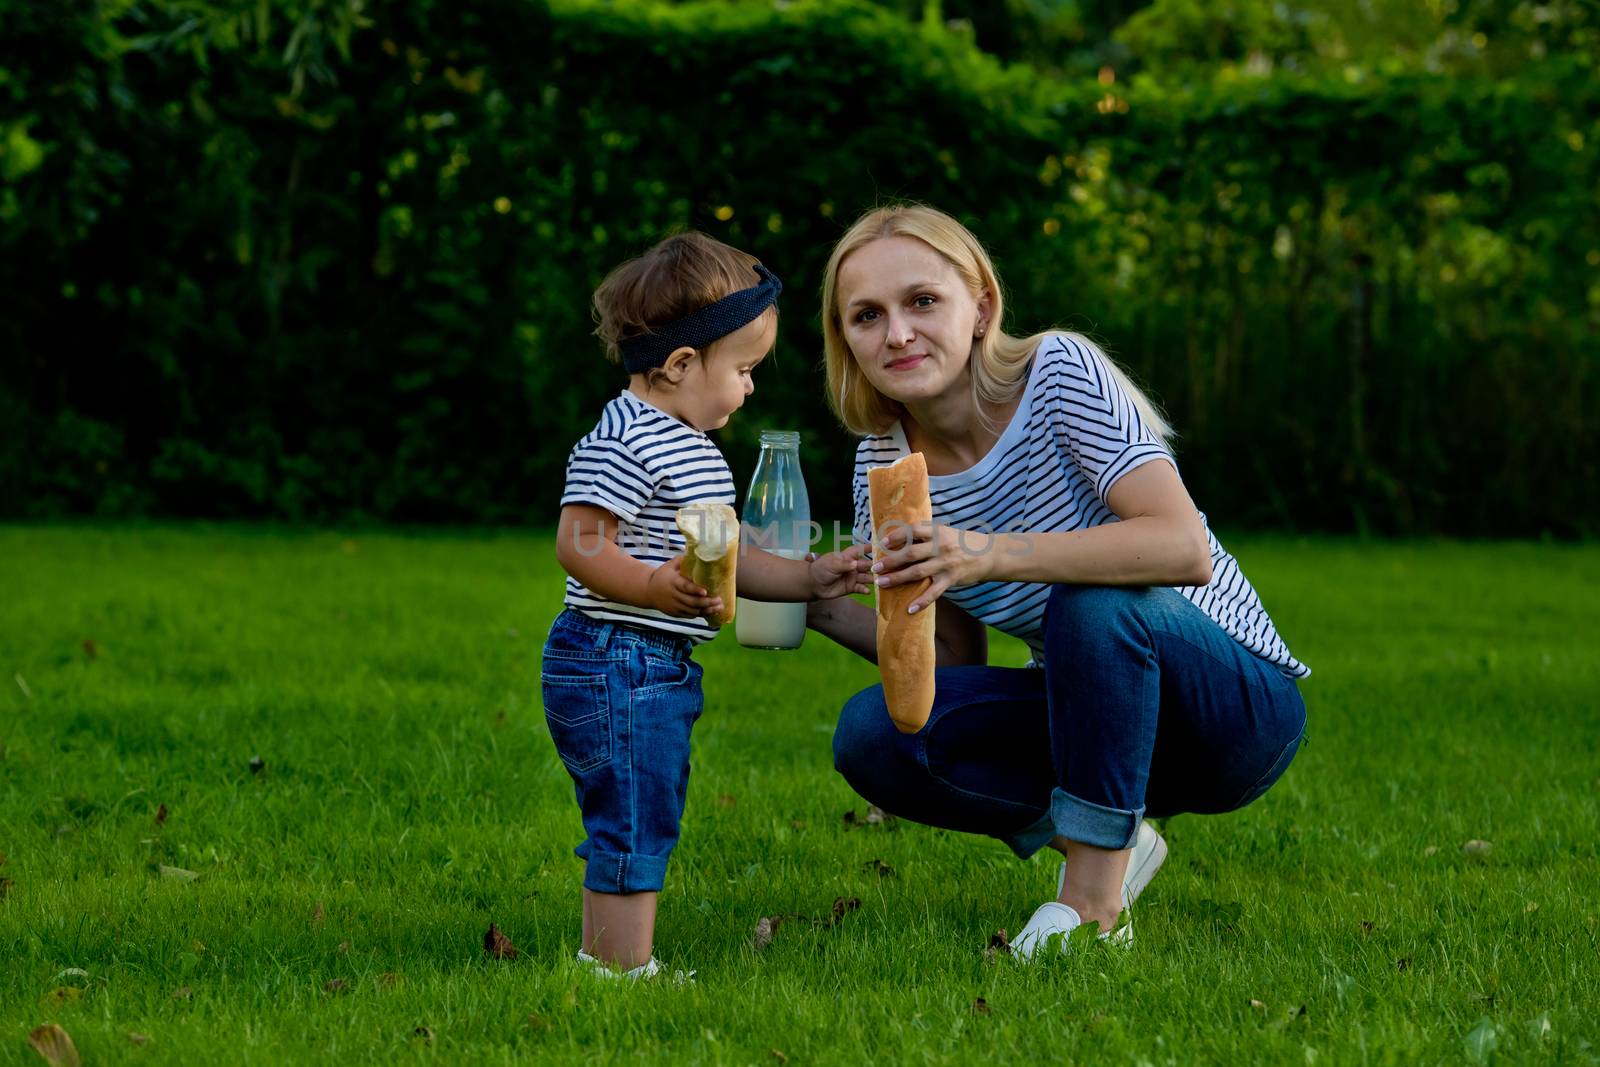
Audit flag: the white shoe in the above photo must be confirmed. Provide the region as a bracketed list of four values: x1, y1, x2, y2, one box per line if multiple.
[1011, 901, 1133, 959]
[1055, 820, 1168, 909]
[577, 952, 693, 983]
[1015, 821, 1165, 960]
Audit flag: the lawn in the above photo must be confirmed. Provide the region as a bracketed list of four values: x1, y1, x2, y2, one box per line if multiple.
[2, 525, 1596, 1065]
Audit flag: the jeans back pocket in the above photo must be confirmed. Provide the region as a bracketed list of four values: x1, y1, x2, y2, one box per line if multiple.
[542, 671, 613, 774]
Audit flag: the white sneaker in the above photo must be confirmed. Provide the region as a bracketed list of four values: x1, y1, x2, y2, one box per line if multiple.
[576, 952, 693, 983]
[1054, 820, 1168, 909]
[1014, 821, 1166, 961]
[1011, 900, 1133, 959]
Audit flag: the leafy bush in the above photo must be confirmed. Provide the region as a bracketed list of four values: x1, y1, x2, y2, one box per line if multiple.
[1, 0, 1594, 533]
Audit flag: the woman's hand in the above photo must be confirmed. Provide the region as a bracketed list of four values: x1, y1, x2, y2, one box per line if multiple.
[871, 522, 996, 614]
[648, 557, 724, 619]
[805, 543, 874, 601]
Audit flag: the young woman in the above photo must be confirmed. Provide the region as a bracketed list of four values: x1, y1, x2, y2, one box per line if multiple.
[806, 205, 1309, 956]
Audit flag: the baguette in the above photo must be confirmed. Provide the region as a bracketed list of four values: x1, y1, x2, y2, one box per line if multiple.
[676, 502, 739, 627]
[868, 452, 936, 734]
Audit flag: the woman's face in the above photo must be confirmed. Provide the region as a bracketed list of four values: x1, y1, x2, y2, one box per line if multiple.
[835, 235, 990, 407]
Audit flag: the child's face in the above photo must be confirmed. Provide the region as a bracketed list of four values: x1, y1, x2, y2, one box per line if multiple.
[684, 309, 776, 431]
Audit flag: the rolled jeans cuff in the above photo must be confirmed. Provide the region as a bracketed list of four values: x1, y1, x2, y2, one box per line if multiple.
[999, 812, 1058, 859]
[581, 849, 669, 894]
[1050, 788, 1144, 850]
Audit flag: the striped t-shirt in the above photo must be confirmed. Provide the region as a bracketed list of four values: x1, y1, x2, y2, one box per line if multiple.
[559, 391, 736, 643]
[852, 334, 1309, 678]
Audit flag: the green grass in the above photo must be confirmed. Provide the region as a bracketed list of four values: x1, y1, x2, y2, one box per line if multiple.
[2, 524, 1597, 1065]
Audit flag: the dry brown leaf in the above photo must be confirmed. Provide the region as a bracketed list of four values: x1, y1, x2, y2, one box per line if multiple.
[789, 820, 806, 830]
[44, 986, 84, 1008]
[0, 850, 7, 865]
[973, 997, 991, 1015]
[27, 1023, 80, 1067]
[1525, 901, 1539, 914]
[864, 859, 896, 878]
[158, 865, 198, 882]
[865, 805, 895, 826]
[412, 1026, 435, 1045]
[1249, 999, 1267, 1011]
[715, 794, 737, 808]
[752, 915, 785, 952]
[336, 940, 351, 955]
[770, 1049, 789, 1063]
[312, 901, 325, 926]
[171, 986, 192, 1000]
[983, 929, 1012, 963]
[1395, 957, 1412, 971]
[154, 804, 168, 826]
[841, 809, 859, 827]
[527, 1012, 550, 1032]
[1360, 920, 1375, 935]
[81, 640, 97, 661]
[1422, 845, 1439, 856]
[1462, 839, 1493, 856]
[324, 979, 349, 995]
[126, 1032, 150, 1046]
[484, 922, 519, 960]
[379, 972, 401, 988]
[0, 876, 14, 899]
[829, 896, 862, 925]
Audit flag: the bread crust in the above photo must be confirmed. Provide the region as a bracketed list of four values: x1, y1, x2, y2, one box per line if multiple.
[868, 452, 936, 733]
[676, 503, 739, 627]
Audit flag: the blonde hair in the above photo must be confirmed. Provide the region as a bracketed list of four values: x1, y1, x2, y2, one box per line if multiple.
[820, 204, 1170, 443]
[592, 231, 767, 379]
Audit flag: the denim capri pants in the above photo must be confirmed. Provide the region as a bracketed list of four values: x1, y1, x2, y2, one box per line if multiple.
[541, 609, 704, 894]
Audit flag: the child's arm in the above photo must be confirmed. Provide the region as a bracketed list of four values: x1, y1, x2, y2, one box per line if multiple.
[738, 543, 873, 603]
[555, 504, 723, 618]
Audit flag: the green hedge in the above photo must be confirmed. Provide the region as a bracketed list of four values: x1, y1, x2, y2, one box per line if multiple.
[2, 0, 1596, 534]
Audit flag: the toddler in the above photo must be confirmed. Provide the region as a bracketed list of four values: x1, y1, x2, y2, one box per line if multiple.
[545, 232, 870, 979]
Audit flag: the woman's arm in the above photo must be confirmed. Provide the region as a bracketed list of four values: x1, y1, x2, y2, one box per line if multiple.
[554, 503, 721, 617]
[996, 461, 1212, 585]
[873, 461, 1213, 614]
[806, 594, 987, 667]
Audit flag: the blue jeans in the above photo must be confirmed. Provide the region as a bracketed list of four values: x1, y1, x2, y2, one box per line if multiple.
[833, 585, 1307, 854]
[541, 609, 704, 893]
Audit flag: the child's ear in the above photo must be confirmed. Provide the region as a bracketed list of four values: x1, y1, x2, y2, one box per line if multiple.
[660, 346, 698, 383]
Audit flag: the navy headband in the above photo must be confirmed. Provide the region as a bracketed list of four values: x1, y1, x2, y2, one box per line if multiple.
[618, 263, 782, 373]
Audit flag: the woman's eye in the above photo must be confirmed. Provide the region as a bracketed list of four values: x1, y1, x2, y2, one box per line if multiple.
[854, 309, 879, 324]
[913, 295, 937, 308]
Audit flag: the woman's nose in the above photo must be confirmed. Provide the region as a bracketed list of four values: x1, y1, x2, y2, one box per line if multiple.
[886, 312, 914, 348]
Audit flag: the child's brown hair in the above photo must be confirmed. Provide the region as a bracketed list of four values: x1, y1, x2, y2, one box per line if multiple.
[592, 232, 764, 374]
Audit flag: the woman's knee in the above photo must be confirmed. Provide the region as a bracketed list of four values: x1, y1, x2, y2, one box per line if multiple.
[832, 685, 896, 785]
[1043, 584, 1144, 647]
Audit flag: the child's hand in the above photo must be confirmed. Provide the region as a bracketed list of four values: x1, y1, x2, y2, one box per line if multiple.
[806, 543, 874, 601]
[649, 557, 725, 619]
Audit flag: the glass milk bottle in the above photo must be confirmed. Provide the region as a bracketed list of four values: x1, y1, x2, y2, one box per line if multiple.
[736, 430, 810, 650]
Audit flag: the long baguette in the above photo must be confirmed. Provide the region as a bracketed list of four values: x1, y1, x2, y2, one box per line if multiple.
[868, 452, 935, 733]
[676, 502, 739, 627]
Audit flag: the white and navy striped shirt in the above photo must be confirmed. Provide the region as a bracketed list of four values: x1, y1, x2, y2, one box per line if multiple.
[852, 334, 1309, 678]
[560, 392, 736, 643]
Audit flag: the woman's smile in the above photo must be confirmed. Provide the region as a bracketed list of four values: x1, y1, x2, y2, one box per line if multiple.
[886, 354, 927, 371]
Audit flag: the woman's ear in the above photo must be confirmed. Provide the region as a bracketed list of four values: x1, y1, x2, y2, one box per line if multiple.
[660, 346, 698, 383]
[974, 289, 994, 337]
